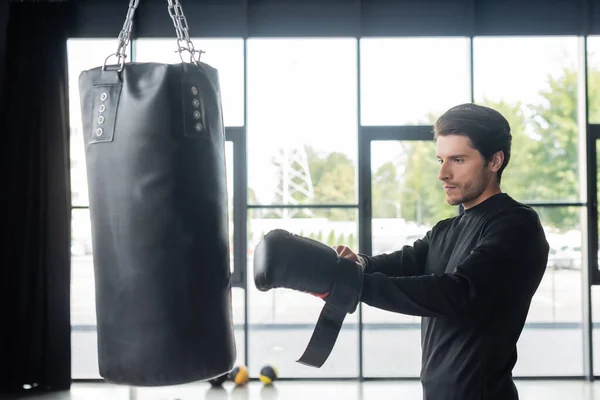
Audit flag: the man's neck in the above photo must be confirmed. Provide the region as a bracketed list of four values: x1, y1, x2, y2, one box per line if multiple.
[462, 185, 502, 210]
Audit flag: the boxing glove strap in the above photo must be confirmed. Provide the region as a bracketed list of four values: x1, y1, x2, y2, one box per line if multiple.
[327, 257, 363, 314]
[296, 302, 347, 368]
[296, 257, 363, 368]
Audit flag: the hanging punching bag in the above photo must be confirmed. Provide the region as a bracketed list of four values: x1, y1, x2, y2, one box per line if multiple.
[77, 0, 236, 386]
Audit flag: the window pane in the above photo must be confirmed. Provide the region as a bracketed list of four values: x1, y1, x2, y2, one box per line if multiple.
[587, 36, 600, 124]
[70, 207, 98, 378]
[226, 141, 234, 275]
[360, 37, 471, 126]
[67, 39, 119, 207]
[514, 206, 583, 376]
[247, 38, 358, 207]
[134, 38, 244, 127]
[247, 208, 359, 378]
[363, 140, 456, 378]
[473, 36, 581, 203]
[71, 208, 95, 327]
[593, 139, 600, 376]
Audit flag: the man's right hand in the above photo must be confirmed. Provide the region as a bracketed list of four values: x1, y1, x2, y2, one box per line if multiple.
[308, 244, 361, 300]
[333, 245, 359, 263]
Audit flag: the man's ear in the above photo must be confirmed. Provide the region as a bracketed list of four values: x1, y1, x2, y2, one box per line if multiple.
[490, 151, 504, 172]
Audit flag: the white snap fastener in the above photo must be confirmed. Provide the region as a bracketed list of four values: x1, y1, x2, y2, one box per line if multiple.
[99, 104, 106, 113]
[192, 99, 200, 108]
[195, 122, 203, 132]
[100, 93, 108, 101]
[191, 86, 198, 95]
[193, 110, 201, 119]
[97, 115, 105, 124]
[95, 128, 103, 136]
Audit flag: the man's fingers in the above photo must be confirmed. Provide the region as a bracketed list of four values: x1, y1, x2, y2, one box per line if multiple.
[335, 246, 358, 262]
[333, 245, 344, 254]
[339, 247, 351, 257]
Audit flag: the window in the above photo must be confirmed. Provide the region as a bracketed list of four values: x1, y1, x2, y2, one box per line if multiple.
[246, 38, 359, 377]
[247, 209, 360, 378]
[362, 140, 443, 377]
[360, 37, 471, 126]
[474, 36, 583, 376]
[587, 36, 600, 124]
[247, 38, 358, 208]
[68, 38, 123, 378]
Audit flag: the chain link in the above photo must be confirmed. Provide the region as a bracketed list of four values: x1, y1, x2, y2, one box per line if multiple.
[116, 0, 139, 59]
[103, 0, 203, 70]
[103, 0, 139, 71]
[167, 0, 204, 64]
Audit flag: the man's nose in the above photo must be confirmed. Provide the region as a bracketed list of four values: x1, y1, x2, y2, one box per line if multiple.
[438, 162, 450, 181]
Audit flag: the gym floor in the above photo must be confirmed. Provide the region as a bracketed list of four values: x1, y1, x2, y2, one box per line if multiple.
[8, 380, 600, 400]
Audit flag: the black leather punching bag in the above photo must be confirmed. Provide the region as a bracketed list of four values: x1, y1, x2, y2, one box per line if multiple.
[77, 0, 236, 387]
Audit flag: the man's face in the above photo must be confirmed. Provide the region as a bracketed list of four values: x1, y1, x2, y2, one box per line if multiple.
[436, 134, 494, 208]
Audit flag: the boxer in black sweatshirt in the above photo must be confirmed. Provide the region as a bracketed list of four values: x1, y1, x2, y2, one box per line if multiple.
[334, 103, 549, 400]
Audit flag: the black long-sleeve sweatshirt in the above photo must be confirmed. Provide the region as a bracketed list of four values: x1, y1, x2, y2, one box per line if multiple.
[359, 193, 549, 400]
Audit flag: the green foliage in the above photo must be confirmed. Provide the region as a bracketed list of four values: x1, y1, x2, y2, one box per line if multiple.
[305, 146, 356, 221]
[347, 232, 355, 249]
[327, 230, 336, 246]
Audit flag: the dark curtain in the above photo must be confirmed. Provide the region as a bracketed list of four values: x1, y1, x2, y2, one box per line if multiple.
[0, 1, 72, 395]
[0, 0, 7, 97]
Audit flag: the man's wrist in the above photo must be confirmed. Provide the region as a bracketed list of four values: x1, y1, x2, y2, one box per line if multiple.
[356, 254, 367, 271]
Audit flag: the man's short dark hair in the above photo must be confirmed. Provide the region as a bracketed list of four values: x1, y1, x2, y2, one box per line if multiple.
[434, 103, 512, 183]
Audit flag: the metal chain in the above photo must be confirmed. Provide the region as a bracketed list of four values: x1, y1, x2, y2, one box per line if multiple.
[167, 0, 204, 64]
[103, 0, 203, 70]
[103, 0, 139, 71]
[116, 0, 140, 59]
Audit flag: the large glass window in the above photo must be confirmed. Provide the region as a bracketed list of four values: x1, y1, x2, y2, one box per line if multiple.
[591, 133, 600, 376]
[362, 140, 446, 377]
[359, 37, 471, 126]
[474, 36, 583, 376]
[587, 36, 600, 124]
[246, 38, 359, 377]
[246, 38, 358, 208]
[68, 38, 121, 378]
[66, 33, 598, 380]
[246, 209, 359, 378]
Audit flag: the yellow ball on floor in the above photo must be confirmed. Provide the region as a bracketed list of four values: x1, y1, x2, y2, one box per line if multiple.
[259, 365, 278, 385]
[229, 365, 249, 386]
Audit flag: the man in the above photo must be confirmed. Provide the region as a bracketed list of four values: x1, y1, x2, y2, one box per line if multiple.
[333, 103, 549, 399]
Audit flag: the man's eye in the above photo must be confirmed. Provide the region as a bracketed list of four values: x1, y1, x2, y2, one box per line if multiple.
[454, 158, 463, 163]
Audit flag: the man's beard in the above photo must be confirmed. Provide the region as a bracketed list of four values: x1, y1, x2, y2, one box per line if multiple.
[446, 173, 489, 206]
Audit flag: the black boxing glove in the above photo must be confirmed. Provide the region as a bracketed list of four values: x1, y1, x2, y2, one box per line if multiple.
[253, 229, 363, 314]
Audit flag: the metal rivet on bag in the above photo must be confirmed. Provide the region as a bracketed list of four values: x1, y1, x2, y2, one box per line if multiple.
[95, 128, 103, 136]
[97, 115, 105, 124]
[100, 93, 108, 101]
[195, 122, 203, 132]
[192, 99, 200, 108]
[99, 104, 106, 113]
[193, 110, 201, 120]
[191, 86, 198, 95]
